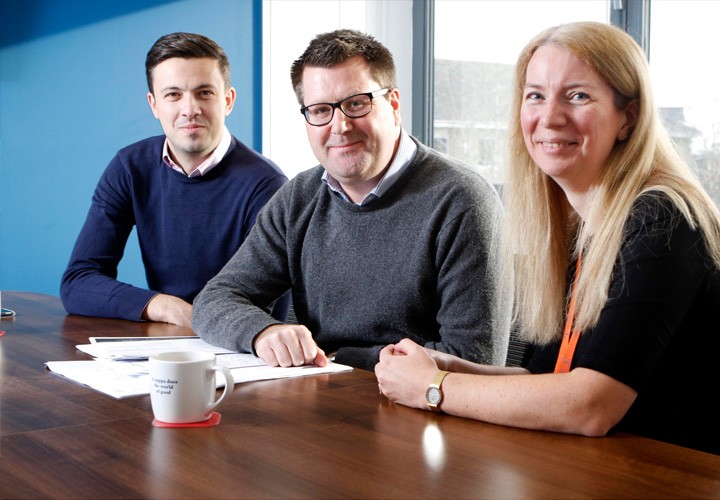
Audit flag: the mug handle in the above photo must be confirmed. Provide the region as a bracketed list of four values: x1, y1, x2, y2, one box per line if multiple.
[207, 365, 235, 412]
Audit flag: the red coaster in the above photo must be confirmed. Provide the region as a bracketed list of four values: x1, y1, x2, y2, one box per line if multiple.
[152, 411, 221, 428]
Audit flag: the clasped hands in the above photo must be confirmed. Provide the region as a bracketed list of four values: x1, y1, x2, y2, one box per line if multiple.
[376, 338, 446, 410]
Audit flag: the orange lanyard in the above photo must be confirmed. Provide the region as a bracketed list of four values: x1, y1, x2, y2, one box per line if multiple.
[554, 254, 583, 374]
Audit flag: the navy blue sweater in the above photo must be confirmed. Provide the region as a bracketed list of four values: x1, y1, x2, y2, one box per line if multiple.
[61, 135, 287, 321]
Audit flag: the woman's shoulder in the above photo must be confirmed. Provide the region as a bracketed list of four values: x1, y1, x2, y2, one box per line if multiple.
[632, 190, 678, 215]
[621, 191, 703, 258]
[626, 191, 688, 233]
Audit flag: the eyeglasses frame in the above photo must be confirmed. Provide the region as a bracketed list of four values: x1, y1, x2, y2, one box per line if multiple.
[300, 88, 391, 126]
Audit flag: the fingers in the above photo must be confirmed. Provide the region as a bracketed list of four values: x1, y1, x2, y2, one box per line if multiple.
[313, 346, 329, 367]
[297, 330, 321, 365]
[254, 324, 321, 367]
[378, 344, 394, 360]
[379, 338, 418, 359]
[395, 338, 421, 353]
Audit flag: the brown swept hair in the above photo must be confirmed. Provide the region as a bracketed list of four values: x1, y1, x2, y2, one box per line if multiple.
[289, 29, 396, 106]
[145, 32, 231, 94]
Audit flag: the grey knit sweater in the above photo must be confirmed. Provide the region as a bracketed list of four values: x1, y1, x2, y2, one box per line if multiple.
[193, 138, 511, 370]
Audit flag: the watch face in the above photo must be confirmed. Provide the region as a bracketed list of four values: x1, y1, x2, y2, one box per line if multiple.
[426, 387, 441, 405]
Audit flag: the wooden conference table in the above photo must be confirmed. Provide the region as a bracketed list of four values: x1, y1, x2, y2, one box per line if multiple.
[0, 292, 718, 499]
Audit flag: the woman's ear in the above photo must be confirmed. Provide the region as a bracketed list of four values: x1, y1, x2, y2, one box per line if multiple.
[618, 99, 639, 141]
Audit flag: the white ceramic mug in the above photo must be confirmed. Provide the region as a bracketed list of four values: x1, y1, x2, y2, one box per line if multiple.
[149, 351, 234, 424]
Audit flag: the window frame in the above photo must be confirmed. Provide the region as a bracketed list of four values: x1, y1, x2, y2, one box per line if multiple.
[414, 0, 652, 143]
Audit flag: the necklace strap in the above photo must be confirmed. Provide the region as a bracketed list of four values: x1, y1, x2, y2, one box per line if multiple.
[554, 253, 583, 373]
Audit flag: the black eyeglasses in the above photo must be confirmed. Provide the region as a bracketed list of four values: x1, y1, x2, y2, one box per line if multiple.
[300, 88, 390, 126]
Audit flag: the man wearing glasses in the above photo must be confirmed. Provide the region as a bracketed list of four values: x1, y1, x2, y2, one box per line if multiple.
[193, 29, 510, 371]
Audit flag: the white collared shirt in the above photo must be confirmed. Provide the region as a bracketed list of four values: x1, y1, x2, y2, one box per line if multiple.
[322, 129, 417, 205]
[162, 126, 232, 177]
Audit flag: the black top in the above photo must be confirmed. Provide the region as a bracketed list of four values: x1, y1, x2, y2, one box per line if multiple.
[528, 193, 720, 455]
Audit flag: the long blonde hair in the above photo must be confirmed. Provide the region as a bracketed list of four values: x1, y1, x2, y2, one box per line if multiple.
[505, 21, 720, 344]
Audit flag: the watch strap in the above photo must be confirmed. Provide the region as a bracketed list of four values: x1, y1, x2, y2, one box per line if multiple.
[427, 370, 450, 412]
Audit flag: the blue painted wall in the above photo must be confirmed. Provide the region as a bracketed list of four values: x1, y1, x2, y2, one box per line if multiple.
[0, 0, 261, 297]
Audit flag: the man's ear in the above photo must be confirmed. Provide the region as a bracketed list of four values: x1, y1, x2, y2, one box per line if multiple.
[147, 92, 159, 119]
[225, 87, 237, 116]
[389, 88, 401, 126]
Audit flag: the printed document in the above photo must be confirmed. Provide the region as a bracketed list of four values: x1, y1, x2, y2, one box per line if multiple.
[46, 337, 352, 398]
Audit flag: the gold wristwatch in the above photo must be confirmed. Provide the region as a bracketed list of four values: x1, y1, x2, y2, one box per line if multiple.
[425, 370, 450, 412]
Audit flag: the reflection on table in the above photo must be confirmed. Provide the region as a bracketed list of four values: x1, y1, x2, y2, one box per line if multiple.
[1, 292, 719, 498]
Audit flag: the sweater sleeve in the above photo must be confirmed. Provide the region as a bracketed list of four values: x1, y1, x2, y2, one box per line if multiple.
[334, 346, 383, 371]
[242, 173, 292, 322]
[427, 177, 510, 365]
[192, 189, 292, 353]
[60, 157, 156, 321]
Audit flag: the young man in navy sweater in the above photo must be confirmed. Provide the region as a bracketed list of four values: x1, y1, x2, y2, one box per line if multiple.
[61, 32, 288, 327]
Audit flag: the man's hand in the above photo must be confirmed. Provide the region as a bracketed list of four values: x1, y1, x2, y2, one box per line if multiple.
[142, 294, 193, 328]
[254, 324, 328, 367]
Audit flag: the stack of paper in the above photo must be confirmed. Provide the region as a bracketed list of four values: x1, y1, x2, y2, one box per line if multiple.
[46, 337, 352, 398]
[78, 336, 237, 360]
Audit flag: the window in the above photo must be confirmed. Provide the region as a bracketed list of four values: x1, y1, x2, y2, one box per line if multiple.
[262, 0, 413, 179]
[649, 1, 720, 206]
[265, 0, 719, 205]
[433, 0, 608, 186]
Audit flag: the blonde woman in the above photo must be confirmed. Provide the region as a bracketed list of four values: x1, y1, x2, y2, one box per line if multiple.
[375, 21, 720, 455]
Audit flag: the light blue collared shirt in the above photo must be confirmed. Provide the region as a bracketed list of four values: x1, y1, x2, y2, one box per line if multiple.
[322, 129, 417, 206]
[162, 125, 232, 178]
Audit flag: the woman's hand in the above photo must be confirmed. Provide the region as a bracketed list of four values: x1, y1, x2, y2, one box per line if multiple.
[423, 348, 458, 372]
[375, 338, 440, 410]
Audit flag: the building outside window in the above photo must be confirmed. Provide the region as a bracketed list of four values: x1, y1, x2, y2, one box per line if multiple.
[433, 0, 720, 206]
[649, 1, 720, 206]
[433, 0, 607, 187]
[265, 1, 719, 206]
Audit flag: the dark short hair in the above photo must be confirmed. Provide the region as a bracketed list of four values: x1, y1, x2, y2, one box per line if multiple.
[145, 32, 231, 93]
[290, 29, 396, 105]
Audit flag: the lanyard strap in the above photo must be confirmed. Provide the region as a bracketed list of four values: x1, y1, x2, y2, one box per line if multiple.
[554, 254, 583, 374]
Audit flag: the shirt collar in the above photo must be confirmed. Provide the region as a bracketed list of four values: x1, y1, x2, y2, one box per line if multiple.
[162, 125, 232, 178]
[322, 129, 417, 205]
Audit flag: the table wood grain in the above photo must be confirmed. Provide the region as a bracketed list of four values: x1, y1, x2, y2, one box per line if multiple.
[1, 292, 718, 499]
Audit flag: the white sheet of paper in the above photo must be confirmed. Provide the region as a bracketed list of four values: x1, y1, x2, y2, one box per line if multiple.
[46, 354, 352, 399]
[77, 337, 235, 360]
